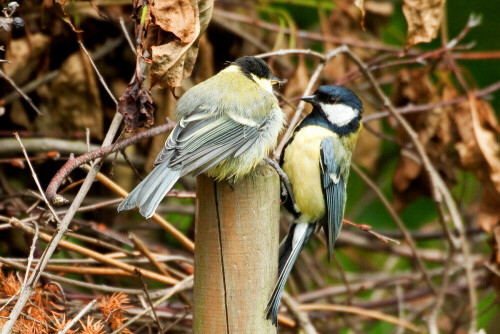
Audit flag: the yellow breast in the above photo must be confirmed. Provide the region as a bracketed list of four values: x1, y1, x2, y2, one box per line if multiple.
[282, 126, 338, 222]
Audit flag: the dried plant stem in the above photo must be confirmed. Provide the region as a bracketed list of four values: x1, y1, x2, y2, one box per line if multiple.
[5, 254, 192, 266]
[83, 165, 195, 252]
[129, 233, 172, 278]
[363, 79, 500, 123]
[342, 46, 477, 332]
[343, 219, 400, 245]
[10, 217, 179, 285]
[428, 249, 455, 334]
[111, 275, 194, 334]
[351, 164, 436, 294]
[299, 304, 421, 332]
[0, 69, 42, 115]
[135, 270, 163, 332]
[78, 41, 118, 105]
[58, 299, 97, 334]
[119, 16, 136, 54]
[213, 9, 400, 52]
[45, 121, 176, 204]
[43, 265, 134, 276]
[2, 108, 125, 334]
[0, 257, 163, 295]
[281, 292, 318, 334]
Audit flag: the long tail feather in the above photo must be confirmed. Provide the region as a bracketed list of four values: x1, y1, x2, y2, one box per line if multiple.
[266, 222, 315, 326]
[117, 162, 181, 219]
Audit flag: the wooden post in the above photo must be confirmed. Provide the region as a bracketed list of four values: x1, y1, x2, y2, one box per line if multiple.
[194, 164, 279, 333]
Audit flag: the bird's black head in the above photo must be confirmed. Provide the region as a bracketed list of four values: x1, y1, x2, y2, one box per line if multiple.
[232, 56, 282, 84]
[302, 85, 363, 112]
[300, 85, 363, 131]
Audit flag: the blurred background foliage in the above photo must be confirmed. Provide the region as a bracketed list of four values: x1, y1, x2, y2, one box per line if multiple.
[1, 0, 499, 333]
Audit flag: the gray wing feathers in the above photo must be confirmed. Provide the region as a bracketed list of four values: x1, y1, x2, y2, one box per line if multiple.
[117, 162, 181, 218]
[119, 113, 268, 218]
[320, 137, 346, 260]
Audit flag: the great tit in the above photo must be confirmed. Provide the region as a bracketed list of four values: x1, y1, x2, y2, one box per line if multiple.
[266, 85, 363, 325]
[118, 56, 285, 218]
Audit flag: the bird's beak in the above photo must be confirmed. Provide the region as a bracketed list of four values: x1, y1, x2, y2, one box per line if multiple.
[270, 76, 286, 86]
[300, 95, 316, 104]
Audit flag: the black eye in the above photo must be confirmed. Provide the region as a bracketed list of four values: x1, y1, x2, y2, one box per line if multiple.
[329, 96, 337, 103]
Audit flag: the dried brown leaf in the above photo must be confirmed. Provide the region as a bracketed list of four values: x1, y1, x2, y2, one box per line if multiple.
[403, 0, 445, 50]
[391, 69, 453, 209]
[118, 78, 155, 132]
[35, 52, 104, 139]
[478, 187, 500, 233]
[470, 97, 500, 194]
[449, 89, 500, 232]
[151, 0, 197, 42]
[149, 0, 213, 89]
[354, 0, 366, 28]
[4, 34, 50, 85]
[52, 0, 84, 33]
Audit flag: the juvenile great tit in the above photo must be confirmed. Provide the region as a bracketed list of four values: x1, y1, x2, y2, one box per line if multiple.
[118, 56, 285, 218]
[266, 85, 363, 325]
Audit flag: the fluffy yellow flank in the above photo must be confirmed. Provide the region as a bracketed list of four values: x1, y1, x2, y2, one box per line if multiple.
[282, 126, 337, 222]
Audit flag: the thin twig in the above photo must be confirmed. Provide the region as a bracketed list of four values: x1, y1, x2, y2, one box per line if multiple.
[214, 9, 400, 52]
[121, 149, 143, 180]
[395, 284, 405, 334]
[343, 219, 400, 245]
[4, 254, 193, 266]
[281, 292, 318, 334]
[363, 79, 500, 123]
[0, 68, 42, 115]
[351, 164, 437, 294]
[9, 217, 179, 285]
[58, 299, 97, 334]
[14, 134, 62, 224]
[342, 46, 477, 332]
[0, 256, 168, 295]
[119, 16, 136, 54]
[299, 303, 421, 332]
[258, 48, 325, 61]
[2, 108, 124, 334]
[78, 41, 119, 105]
[111, 275, 194, 334]
[135, 269, 163, 332]
[428, 248, 455, 334]
[85, 165, 195, 252]
[45, 121, 176, 205]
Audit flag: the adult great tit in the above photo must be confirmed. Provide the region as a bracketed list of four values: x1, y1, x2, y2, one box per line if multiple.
[266, 85, 363, 325]
[118, 56, 285, 218]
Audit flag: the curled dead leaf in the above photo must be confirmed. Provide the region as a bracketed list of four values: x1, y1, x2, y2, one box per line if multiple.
[469, 96, 500, 195]
[149, 0, 214, 89]
[403, 0, 445, 50]
[478, 187, 500, 233]
[391, 69, 453, 209]
[151, 0, 197, 42]
[118, 77, 155, 132]
[49, 0, 84, 33]
[448, 88, 500, 233]
[35, 52, 104, 139]
[354, 0, 366, 28]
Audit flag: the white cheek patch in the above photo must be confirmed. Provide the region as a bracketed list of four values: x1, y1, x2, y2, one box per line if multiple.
[321, 103, 358, 127]
[251, 74, 274, 94]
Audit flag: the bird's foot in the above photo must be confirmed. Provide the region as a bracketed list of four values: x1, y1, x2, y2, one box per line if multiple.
[264, 158, 298, 211]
